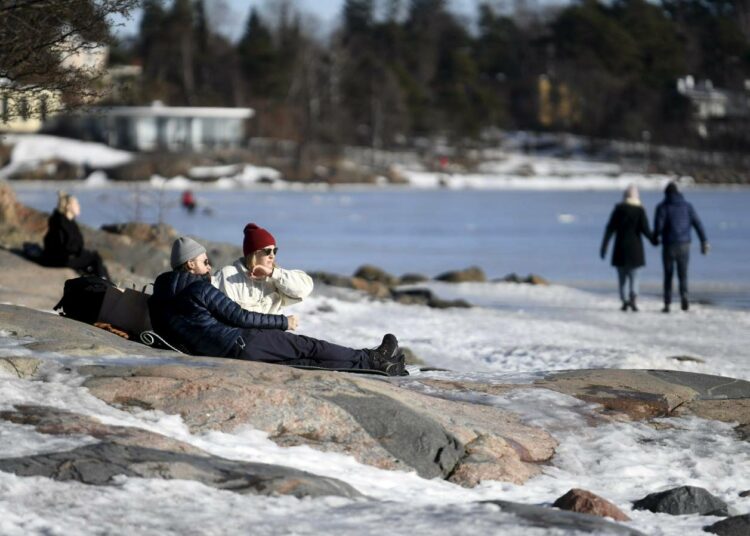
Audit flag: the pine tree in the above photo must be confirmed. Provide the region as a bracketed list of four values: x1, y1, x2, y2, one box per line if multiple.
[140, 0, 168, 83]
[237, 9, 278, 98]
[169, 0, 196, 104]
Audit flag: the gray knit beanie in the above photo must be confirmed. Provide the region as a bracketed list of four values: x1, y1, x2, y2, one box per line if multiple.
[170, 236, 206, 269]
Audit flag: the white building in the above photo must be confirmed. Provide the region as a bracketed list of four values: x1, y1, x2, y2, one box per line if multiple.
[677, 76, 750, 138]
[79, 102, 254, 151]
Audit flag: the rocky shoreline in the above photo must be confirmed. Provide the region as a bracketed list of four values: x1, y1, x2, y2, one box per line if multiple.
[1, 180, 749, 534]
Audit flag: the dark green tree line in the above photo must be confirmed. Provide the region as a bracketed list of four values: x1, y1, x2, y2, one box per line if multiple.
[123, 0, 750, 149]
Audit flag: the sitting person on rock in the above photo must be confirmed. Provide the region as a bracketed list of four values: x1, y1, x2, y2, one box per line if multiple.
[148, 236, 406, 375]
[213, 223, 313, 314]
[42, 191, 110, 280]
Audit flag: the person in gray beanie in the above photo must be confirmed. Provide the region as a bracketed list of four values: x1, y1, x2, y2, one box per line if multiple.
[148, 237, 406, 375]
[170, 236, 206, 270]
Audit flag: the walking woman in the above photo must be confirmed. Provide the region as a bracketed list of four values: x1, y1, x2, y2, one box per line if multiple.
[214, 223, 313, 314]
[600, 185, 655, 311]
[42, 191, 110, 279]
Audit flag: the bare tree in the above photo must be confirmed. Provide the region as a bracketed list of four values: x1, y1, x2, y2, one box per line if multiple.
[0, 0, 139, 120]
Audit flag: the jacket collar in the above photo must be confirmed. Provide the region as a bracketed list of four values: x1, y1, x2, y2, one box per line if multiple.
[155, 270, 207, 298]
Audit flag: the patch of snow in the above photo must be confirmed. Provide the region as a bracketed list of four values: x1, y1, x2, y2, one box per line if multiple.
[0, 134, 133, 180]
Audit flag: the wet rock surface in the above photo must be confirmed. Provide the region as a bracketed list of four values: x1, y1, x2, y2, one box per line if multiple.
[704, 514, 750, 536]
[420, 369, 750, 442]
[0, 405, 359, 499]
[79, 360, 553, 485]
[553, 488, 631, 521]
[484, 500, 645, 535]
[632, 486, 730, 516]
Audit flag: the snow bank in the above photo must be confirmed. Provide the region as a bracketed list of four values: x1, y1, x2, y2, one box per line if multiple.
[0, 134, 133, 180]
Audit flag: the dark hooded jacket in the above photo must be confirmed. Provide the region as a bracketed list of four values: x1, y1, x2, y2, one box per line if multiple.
[654, 191, 707, 246]
[43, 209, 84, 266]
[149, 271, 288, 357]
[601, 202, 654, 268]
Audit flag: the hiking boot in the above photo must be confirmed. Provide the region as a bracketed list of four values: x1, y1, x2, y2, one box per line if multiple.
[368, 333, 405, 376]
[621, 301, 629, 312]
[629, 297, 639, 312]
[662, 304, 670, 313]
[681, 298, 689, 311]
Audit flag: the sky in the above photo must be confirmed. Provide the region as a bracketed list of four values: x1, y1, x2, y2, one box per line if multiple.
[114, 0, 481, 41]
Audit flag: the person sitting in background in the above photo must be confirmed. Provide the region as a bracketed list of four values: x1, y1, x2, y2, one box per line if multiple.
[214, 223, 313, 314]
[653, 182, 710, 313]
[149, 236, 406, 375]
[600, 184, 655, 312]
[42, 191, 110, 280]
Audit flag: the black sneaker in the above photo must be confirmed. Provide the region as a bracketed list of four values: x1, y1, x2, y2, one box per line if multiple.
[662, 304, 670, 313]
[368, 334, 405, 376]
[681, 298, 689, 311]
[629, 298, 639, 312]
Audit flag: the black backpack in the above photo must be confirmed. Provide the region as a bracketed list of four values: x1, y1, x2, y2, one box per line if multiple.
[54, 275, 115, 324]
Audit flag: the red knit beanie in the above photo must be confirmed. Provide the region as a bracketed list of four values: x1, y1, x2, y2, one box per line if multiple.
[243, 223, 276, 256]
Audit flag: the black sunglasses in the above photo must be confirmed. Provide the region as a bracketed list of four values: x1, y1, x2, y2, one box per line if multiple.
[258, 247, 278, 256]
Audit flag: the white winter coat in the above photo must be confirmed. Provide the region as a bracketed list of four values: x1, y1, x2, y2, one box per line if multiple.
[213, 258, 313, 314]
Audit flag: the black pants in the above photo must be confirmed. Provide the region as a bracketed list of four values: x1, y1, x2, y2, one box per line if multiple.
[231, 329, 372, 370]
[68, 250, 110, 280]
[662, 243, 690, 304]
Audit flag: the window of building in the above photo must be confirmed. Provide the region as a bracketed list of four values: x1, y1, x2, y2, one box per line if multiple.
[18, 97, 30, 120]
[1, 95, 8, 123]
[39, 95, 48, 122]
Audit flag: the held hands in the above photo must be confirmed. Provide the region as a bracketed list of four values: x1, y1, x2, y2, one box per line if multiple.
[251, 265, 274, 278]
[701, 241, 711, 255]
[286, 315, 298, 331]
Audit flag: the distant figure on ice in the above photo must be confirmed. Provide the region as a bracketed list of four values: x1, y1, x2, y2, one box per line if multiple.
[181, 189, 197, 213]
[42, 191, 110, 280]
[148, 236, 406, 375]
[600, 184, 655, 312]
[653, 182, 709, 313]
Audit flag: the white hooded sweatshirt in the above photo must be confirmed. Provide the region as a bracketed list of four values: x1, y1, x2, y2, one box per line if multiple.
[213, 258, 313, 314]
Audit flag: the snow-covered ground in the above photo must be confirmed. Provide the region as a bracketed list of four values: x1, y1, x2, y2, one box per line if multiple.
[1, 282, 748, 535]
[2, 133, 748, 534]
[1, 133, 685, 190]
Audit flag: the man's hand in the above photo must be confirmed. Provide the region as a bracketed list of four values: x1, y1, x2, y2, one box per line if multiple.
[600, 247, 606, 260]
[701, 241, 710, 255]
[251, 265, 273, 278]
[286, 315, 298, 331]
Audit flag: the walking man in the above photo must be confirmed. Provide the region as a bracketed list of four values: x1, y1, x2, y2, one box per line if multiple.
[653, 182, 710, 312]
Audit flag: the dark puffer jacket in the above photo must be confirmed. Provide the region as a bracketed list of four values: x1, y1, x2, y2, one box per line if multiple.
[654, 191, 707, 246]
[149, 271, 288, 357]
[43, 209, 84, 266]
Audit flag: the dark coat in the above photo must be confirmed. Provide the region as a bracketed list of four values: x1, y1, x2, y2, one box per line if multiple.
[601, 202, 654, 268]
[43, 210, 84, 266]
[149, 271, 288, 357]
[654, 191, 707, 246]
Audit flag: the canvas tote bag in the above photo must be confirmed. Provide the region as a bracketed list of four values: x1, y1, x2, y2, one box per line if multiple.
[97, 284, 152, 337]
